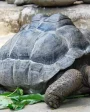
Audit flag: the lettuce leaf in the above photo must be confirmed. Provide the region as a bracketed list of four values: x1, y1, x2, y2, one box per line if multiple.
[0, 88, 44, 110]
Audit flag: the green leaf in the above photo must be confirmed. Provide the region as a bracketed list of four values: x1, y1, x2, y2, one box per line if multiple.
[0, 96, 13, 109]
[16, 88, 23, 96]
[0, 92, 12, 96]
[7, 93, 44, 110]
[10, 94, 44, 110]
[8, 104, 16, 110]
[8, 103, 25, 110]
[7, 88, 23, 97]
[19, 94, 44, 101]
[0, 88, 44, 110]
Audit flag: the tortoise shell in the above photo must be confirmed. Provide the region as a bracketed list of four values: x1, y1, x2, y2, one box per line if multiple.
[0, 14, 90, 93]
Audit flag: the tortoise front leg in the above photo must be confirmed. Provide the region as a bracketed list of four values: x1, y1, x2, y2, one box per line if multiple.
[45, 69, 83, 109]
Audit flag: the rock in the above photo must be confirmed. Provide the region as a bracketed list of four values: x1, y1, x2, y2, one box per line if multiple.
[0, 1, 23, 34]
[1, 1, 90, 34]
[19, 4, 90, 30]
[14, 0, 77, 6]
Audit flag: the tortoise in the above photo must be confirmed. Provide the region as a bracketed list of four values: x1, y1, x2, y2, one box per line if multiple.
[0, 13, 90, 108]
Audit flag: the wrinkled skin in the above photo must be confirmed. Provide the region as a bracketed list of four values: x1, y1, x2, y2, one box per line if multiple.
[45, 69, 83, 108]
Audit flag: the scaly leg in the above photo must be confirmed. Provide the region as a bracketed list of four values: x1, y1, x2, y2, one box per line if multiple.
[45, 69, 83, 108]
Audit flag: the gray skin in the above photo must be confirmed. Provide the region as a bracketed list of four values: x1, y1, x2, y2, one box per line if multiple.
[0, 13, 90, 108]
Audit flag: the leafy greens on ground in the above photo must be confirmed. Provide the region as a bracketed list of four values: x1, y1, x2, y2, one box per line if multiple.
[0, 88, 89, 111]
[0, 88, 44, 110]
